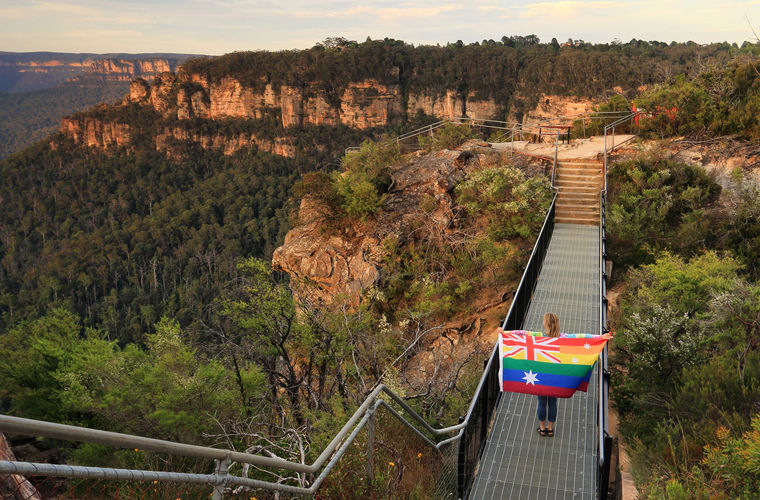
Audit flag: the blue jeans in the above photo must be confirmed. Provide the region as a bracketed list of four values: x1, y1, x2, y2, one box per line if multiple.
[537, 396, 557, 422]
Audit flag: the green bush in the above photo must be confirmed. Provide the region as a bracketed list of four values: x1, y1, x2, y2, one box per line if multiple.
[419, 123, 480, 151]
[455, 163, 552, 240]
[294, 140, 401, 221]
[634, 59, 760, 139]
[606, 152, 721, 268]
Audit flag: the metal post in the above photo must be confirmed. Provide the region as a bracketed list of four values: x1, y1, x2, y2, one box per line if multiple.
[457, 415, 466, 500]
[212, 457, 231, 500]
[611, 125, 615, 150]
[603, 128, 608, 191]
[480, 359, 489, 445]
[367, 406, 375, 482]
[552, 131, 559, 187]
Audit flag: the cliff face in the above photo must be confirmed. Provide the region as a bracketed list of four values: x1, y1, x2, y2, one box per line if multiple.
[511, 93, 597, 124]
[60, 116, 131, 148]
[85, 58, 173, 81]
[272, 142, 499, 306]
[155, 127, 296, 157]
[59, 57, 601, 158]
[0, 51, 197, 93]
[62, 67, 510, 156]
[272, 141, 520, 384]
[129, 70, 505, 129]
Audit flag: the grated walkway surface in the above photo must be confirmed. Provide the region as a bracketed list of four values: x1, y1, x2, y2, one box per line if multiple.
[468, 223, 600, 499]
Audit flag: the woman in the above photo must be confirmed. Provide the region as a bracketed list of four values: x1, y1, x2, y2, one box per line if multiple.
[536, 313, 612, 437]
[537, 312, 560, 437]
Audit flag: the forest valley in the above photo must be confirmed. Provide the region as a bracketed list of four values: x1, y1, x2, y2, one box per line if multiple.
[2, 37, 760, 497]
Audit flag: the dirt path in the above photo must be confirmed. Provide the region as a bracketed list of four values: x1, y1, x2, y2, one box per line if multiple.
[606, 286, 639, 499]
[492, 135, 636, 160]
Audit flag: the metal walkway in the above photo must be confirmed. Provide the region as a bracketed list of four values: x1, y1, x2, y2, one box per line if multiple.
[469, 223, 601, 499]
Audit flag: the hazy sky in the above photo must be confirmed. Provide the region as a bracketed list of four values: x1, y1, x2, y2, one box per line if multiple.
[2, 0, 760, 55]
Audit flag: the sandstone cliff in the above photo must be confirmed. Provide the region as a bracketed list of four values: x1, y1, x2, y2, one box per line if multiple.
[272, 141, 504, 307]
[510, 93, 597, 124]
[62, 68, 509, 156]
[81, 58, 174, 82]
[272, 141, 542, 389]
[60, 116, 131, 148]
[128, 71, 503, 129]
[59, 56, 602, 159]
[134, 71, 509, 128]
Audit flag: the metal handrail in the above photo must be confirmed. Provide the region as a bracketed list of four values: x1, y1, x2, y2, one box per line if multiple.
[596, 110, 642, 498]
[0, 382, 464, 497]
[597, 191, 611, 499]
[603, 111, 643, 191]
[346, 109, 634, 156]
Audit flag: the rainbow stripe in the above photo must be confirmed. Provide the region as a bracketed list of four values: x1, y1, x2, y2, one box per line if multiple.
[498, 328, 607, 398]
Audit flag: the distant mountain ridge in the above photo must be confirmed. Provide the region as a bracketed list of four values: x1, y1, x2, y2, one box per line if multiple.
[0, 51, 202, 92]
[0, 51, 204, 158]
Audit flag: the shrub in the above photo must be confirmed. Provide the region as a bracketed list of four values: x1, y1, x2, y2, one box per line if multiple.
[455, 163, 552, 240]
[419, 122, 480, 151]
[606, 152, 721, 268]
[293, 140, 401, 221]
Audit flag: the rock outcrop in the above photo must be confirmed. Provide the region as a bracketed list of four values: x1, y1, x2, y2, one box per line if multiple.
[155, 127, 296, 157]
[60, 116, 131, 148]
[513, 93, 597, 124]
[0, 433, 41, 500]
[121, 66, 508, 129]
[272, 142, 502, 306]
[87, 58, 173, 80]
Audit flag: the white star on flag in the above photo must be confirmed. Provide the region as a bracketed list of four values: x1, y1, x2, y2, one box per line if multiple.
[572, 357, 579, 363]
[522, 370, 539, 385]
[584, 343, 591, 350]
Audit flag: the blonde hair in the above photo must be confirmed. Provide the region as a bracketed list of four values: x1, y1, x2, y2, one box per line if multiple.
[543, 313, 560, 338]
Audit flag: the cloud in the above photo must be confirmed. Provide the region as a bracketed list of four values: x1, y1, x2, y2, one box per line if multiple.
[291, 4, 463, 21]
[66, 28, 143, 38]
[32, 1, 101, 18]
[517, 1, 628, 18]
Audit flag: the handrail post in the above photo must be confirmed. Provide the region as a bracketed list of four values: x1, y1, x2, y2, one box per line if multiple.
[480, 359, 489, 445]
[457, 415, 466, 500]
[612, 125, 615, 151]
[552, 131, 559, 187]
[367, 405, 376, 482]
[603, 128, 608, 191]
[212, 457, 231, 500]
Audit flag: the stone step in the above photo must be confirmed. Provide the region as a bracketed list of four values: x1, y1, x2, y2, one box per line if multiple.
[555, 168, 603, 176]
[554, 175, 603, 190]
[554, 179, 603, 189]
[555, 206, 600, 213]
[557, 184, 601, 191]
[554, 215, 600, 226]
[556, 201, 600, 211]
[555, 209, 600, 219]
[556, 164, 603, 170]
[556, 159, 604, 165]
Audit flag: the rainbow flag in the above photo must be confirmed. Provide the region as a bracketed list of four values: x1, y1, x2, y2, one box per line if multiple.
[498, 328, 608, 398]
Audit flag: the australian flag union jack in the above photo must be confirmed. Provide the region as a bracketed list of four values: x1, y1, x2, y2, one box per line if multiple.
[501, 331, 561, 363]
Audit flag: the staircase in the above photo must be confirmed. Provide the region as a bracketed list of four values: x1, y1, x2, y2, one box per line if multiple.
[554, 159, 603, 225]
